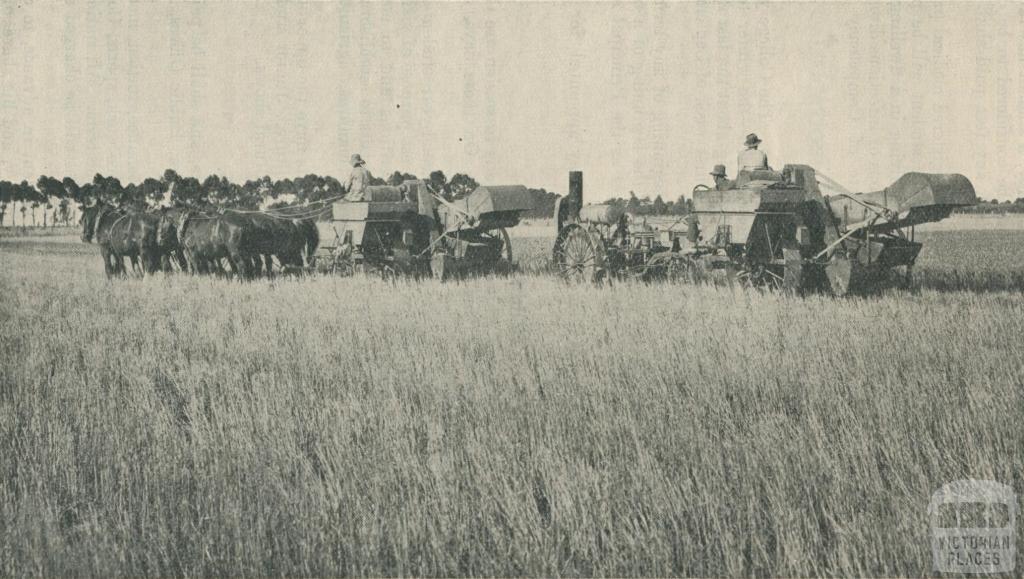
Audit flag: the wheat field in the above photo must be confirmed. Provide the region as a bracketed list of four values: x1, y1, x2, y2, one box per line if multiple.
[1, 230, 1022, 576]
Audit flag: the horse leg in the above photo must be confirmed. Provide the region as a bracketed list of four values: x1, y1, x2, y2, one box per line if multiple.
[264, 254, 274, 277]
[224, 254, 242, 279]
[142, 250, 158, 275]
[101, 248, 115, 278]
[239, 253, 256, 279]
[127, 254, 140, 276]
[187, 251, 204, 275]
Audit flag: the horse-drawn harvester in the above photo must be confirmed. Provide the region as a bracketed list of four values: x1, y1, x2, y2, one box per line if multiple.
[311, 181, 533, 280]
[553, 165, 977, 295]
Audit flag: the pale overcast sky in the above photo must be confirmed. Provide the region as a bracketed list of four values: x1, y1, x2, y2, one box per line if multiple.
[1, 2, 1021, 201]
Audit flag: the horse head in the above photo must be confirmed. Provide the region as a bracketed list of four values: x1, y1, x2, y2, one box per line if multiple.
[79, 201, 110, 243]
[156, 207, 190, 247]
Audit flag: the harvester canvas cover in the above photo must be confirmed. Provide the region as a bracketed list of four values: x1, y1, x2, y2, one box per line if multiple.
[826, 172, 976, 231]
[439, 185, 533, 231]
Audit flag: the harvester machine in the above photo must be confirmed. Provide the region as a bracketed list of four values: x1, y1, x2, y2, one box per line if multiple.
[553, 165, 977, 294]
[312, 181, 533, 280]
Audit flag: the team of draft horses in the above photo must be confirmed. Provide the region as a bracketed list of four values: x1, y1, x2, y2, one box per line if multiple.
[79, 202, 319, 278]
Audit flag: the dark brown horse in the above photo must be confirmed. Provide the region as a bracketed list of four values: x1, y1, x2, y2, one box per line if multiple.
[229, 211, 308, 275]
[80, 202, 161, 277]
[295, 218, 319, 267]
[167, 209, 253, 277]
[154, 207, 193, 272]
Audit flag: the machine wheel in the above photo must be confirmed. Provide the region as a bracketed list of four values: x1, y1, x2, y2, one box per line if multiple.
[666, 255, 703, 283]
[482, 227, 514, 275]
[555, 226, 606, 283]
[644, 253, 703, 283]
[333, 256, 355, 276]
[738, 263, 785, 291]
[312, 248, 354, 276]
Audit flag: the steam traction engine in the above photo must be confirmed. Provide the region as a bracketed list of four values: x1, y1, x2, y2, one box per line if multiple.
[553, 166, 976, 295]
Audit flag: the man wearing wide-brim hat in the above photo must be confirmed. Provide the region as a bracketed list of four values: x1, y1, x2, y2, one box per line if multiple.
[344, 153, 373, 201]
[738, 133, 770, 173]
[710, 164, 732, 191]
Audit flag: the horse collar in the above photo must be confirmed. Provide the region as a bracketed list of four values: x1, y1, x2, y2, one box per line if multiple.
[92, 205, 109, 239]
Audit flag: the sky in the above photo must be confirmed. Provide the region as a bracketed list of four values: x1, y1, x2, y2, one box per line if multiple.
[1, 2, 1022, 202]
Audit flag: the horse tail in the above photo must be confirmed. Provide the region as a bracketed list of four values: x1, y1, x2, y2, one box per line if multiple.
[299, 219, 318, 265]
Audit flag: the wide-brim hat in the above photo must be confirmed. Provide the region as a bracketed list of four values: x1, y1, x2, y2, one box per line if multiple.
[350, 153, 365, 166]
[710, 164, 727, 177]
[744, 133, 762, 147]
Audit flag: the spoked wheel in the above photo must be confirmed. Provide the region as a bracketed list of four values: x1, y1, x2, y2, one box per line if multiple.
[379, 264, 399, 281]
[646, 253, 704, 283]
[483, 227, 514, 275]
[357, 259, 398, 281]
[667, 255, 705, 283]
[312, 248, 354, 276]
[738, 263, 785, 291]
[332, 255, 355, 276]
[555, 226, 606, 283]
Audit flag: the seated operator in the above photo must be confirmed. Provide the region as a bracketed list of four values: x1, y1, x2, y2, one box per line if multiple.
[737, 133, 772, 173]
[344, 153, 372, 201]
[710, 164, 732, 191]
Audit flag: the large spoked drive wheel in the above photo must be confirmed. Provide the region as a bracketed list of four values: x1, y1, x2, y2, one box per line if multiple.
[555, 226, 606, 283]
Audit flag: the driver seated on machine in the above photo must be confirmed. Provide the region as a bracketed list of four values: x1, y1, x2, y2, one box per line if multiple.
[738, 133, 771, 172]
[344, 153, 372, 201]
[710, 164, 733, 191]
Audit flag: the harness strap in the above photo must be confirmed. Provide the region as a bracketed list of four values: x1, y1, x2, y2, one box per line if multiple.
[110, 214, 129, 232]
[178, 213, 192, 241]
[92, 206, 109, 239]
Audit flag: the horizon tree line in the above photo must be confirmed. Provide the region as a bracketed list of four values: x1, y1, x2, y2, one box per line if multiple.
[0, 169, 710, 228]
[0, 169, 502, 227]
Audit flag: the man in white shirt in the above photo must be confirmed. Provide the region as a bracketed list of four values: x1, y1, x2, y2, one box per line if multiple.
[344, 153, 372, 201]
[738, 133, 770, 172]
